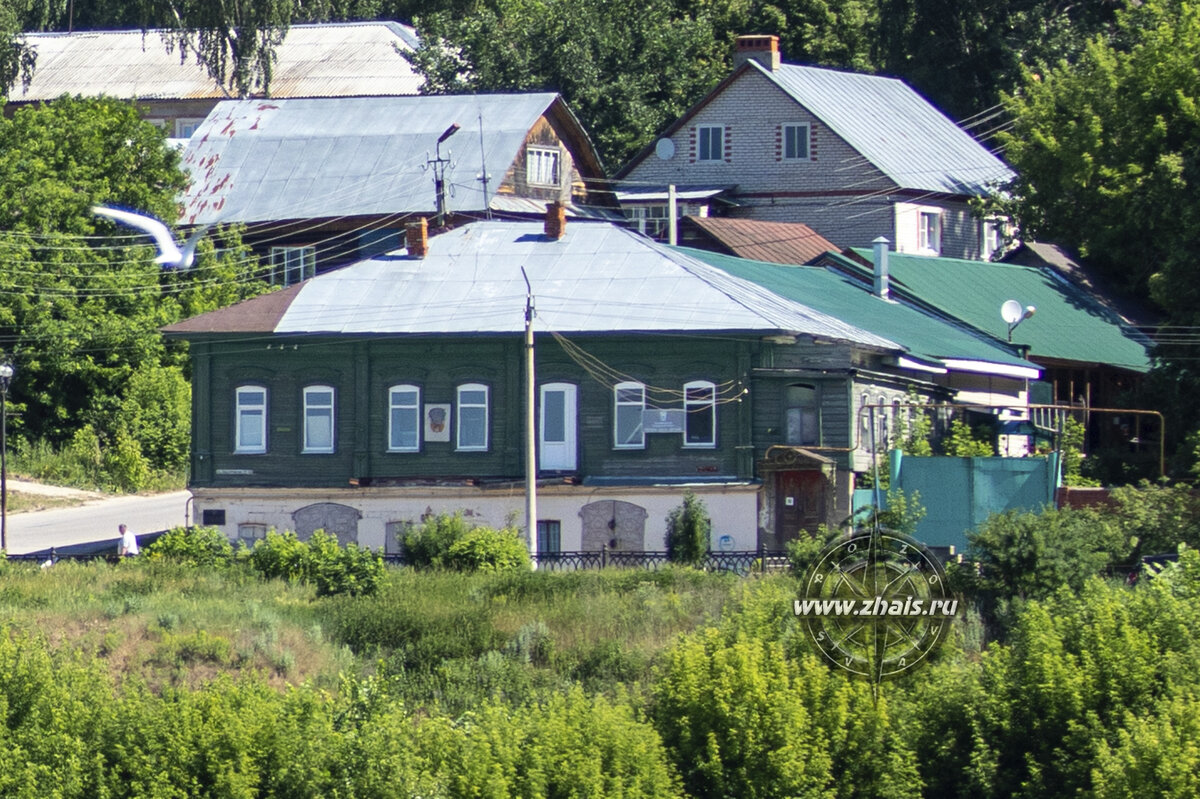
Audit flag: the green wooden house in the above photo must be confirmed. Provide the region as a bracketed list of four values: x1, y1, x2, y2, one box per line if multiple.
[165, 210, 952, 553]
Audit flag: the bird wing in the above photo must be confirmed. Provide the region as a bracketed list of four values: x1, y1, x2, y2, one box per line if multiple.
[91, 206, 184, 265]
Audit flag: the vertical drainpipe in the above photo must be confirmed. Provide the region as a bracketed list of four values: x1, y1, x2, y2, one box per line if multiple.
[872, 236, 890, 299]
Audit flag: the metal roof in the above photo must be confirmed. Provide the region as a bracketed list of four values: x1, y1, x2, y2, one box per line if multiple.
[682, 247, 1039, 376]
[180, 94, 562, 225]
[681, 217, 839, 265]
[845, 248, 1153, 372]
[165, 220, 900, 349]
[616, 185, 735, 202]
[12, 22, 422, 102]
[750, 61, 1014, 195]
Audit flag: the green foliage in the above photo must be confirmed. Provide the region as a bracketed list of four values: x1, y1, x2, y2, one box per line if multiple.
[664, 490, 711, 567]
[0, 96, 266, 488]
[407, 0, 728, 166]
[1060, 415, 1100, 487]
[145, 525, 235, 567]
[401, 511, 474, 569]
[652, 628, 921, 799]
[1108, 479, 1200, 556]
[942, 418, 995, 456]
[248, 529, 384, 596]
[785, 523, 842, 577]
[896, 392, 934, 456]
[967, 506, 1131, 630]
[445, 524, 531, 572]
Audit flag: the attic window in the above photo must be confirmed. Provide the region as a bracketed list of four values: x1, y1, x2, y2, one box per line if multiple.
[697, 125, 724, 162]
[527, 147, 560, 186]
[271, 246, 316, 286]
[782, 123, 810, 161]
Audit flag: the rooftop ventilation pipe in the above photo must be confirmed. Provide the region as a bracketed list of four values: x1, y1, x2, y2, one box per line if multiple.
[872, 236, 890, 299]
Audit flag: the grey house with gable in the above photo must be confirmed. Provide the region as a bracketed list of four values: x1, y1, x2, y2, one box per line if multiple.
[618, 35, 1013, 260]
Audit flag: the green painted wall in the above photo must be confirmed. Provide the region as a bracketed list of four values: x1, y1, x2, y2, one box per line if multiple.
[188, 333, 757, 488]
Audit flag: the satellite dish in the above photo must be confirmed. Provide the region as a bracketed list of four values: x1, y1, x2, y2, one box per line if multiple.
[655, 138, 676, 160]
[1000, 299, 1023, 325]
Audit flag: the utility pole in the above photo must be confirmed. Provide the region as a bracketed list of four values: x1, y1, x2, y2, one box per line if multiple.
[429, 123, 460, 227]
[522, 268, 538, 569]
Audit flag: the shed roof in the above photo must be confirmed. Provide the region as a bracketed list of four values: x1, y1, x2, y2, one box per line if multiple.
[11, 22, 421, 102]
[164, 220, 898, 349]
[681, 217, 839, 264]
[180, 93, 575, 225]
[681, 247, 1039, 377]
[843, 248, 1153, 372]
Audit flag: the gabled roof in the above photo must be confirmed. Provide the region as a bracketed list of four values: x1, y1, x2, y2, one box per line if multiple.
[681, 247, 1040, 379]
[11, 22, 421, 102]
[619, 60, 1013, 196]
[180, 93, 595, 225]
[681, 217, 839, 264]
[164, 220, 898, 350]
[841, 248, 1153, 372]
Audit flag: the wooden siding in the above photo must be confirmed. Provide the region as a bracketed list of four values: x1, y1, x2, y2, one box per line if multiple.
[190, 334, 757, 489]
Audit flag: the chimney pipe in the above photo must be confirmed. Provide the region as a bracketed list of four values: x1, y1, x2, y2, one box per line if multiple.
[545, 201, 566, 240]
[406, 217, 428, 259]
[872, 236, 890, 299]
[734, 35, 781, 71]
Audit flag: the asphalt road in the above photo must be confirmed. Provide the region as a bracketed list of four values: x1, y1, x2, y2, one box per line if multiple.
[5, 490, 192, 554]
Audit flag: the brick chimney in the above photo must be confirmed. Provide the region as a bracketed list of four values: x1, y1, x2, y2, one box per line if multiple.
[406, 217, 428, 259]
[734, 34, 780, 72]
[545, 201, 566, 240]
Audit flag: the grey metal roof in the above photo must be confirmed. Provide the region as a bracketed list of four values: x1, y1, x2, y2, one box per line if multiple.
[13, 22, 421, 102]
[168, 220, 900, 348]
[181, 94, 561, 225]
[752, 61, 1014, 195]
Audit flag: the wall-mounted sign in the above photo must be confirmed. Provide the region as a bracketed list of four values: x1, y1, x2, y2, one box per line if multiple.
[425, 403, 451, 442]
[643, 408, 686, 434]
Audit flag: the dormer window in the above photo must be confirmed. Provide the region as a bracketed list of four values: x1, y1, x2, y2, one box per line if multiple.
[527, 147, 560, 186]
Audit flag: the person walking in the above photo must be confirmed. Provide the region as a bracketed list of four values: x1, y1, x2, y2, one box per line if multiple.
[118, 523, 139, 557]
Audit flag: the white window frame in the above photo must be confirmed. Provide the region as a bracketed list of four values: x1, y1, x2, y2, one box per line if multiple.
[388, 384, 421, 453]
[526, 146, 560, 187]
[981, 218, 1005, 260]
[270, 246, 316, 286]
[783, 123, 811, 161]
[456, 383, 489, 451]
[683, 380, 717, 448]
[627, 204, 669, 238]
[697, 125, 724, 162]
[174, 117, 204, 139]
[614, 381, 646, 449]
[919, 210, 942, 255]
[302, 385, 336, 454]
[234, 385, 268, 454]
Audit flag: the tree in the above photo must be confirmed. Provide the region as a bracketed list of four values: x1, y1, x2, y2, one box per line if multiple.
[665, 490, 711, 566]
[0, 96, 267, 483]
[407, 0, 729, 167]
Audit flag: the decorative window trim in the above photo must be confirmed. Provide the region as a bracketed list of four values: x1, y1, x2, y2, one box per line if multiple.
[456, 383, 490, 451]
[526, 146, 561, 187]
[388, 384, 421, 453]
[302, 385, 336, 454]
[683, 380, 717, 448]
[614, 381, 646, 449]
[270, 246, 316, 286]
[234, 385, 268, 454]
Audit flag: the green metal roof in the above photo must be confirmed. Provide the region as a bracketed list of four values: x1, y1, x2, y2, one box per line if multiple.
[846, 248, 1152, 373]
[677, 247, 1038, 374]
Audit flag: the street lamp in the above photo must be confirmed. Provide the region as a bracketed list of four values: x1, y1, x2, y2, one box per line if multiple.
[0, 361, 13, 552]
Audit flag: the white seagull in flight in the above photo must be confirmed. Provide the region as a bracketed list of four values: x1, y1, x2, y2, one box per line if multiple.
[91, 205, 210, 269]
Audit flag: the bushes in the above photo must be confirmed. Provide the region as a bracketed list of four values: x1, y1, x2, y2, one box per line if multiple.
[145, 525, 234, 567]
[402, 512, 531, 572]
[248, 530, 384, 597]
